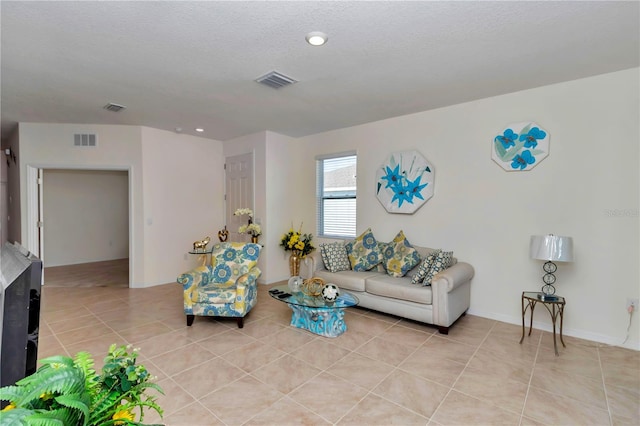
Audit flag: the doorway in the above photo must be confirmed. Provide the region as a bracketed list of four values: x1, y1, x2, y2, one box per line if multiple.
[26, 166, 132, 287]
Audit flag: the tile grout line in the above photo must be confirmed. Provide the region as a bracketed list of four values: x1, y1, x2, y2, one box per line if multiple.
[597, 346, 615, 426]
[518, 324, 543, 426]
[428, 320, 500, 423]
[326, 341, 428, 426]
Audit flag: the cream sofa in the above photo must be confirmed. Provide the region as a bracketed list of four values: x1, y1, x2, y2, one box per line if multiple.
[307, 242, 474, 334]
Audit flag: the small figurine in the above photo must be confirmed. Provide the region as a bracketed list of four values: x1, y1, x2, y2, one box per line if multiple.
[217, 226, 229, 242]
[192, 236, 210, 251]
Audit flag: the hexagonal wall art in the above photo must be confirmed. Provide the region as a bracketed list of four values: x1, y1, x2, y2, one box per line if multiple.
[492, 122, 550, 171]
[375, 150, 434, 214]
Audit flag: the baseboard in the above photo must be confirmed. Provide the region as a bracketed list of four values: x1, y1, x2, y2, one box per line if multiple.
[467, 308, 640, 351]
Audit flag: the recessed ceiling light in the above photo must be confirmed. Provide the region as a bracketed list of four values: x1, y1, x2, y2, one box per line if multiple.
[306, 31, 328, 46]
[195, 128, 204, 132]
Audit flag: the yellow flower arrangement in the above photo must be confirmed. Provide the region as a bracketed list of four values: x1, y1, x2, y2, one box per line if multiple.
[280, 223, 315, 257]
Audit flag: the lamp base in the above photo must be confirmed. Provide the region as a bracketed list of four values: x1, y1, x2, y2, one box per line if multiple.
[541, 283, 556, 295]
[537, 292, 559, 302]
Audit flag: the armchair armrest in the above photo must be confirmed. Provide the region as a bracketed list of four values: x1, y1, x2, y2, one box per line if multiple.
[177, 265, 213, 290]
[234, 266, 261, 312]
[236, 266, 261, 288]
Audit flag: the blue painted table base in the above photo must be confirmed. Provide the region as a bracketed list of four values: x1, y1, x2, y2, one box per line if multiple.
[288, 304, 347, 337]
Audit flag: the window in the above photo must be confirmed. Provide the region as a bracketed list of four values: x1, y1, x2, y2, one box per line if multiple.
[316, 153, 357, 238]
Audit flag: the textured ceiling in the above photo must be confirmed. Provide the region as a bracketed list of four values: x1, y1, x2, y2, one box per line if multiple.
[1, 1, 638, 141]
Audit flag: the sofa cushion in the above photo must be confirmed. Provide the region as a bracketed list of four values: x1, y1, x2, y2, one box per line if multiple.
[320, 242, 351, 273]
[314, 269, 379, 292]
[345, 228, 382, 271]
[365, 275, 432, 304]
[411, 249, 441, 284]
[382, 231, 421, 277]
[423, 250, 454, 286]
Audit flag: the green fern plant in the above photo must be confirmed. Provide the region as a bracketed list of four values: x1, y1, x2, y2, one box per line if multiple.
[0, 344, 163, 426]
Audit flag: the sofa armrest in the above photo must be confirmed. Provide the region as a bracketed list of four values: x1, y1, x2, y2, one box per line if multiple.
[431, 262, 474, 329]
[431, 262, 474, 292]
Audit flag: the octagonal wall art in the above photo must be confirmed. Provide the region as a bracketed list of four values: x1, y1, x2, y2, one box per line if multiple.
[492, 122, 550, 171]
[375, 150, 434, 214]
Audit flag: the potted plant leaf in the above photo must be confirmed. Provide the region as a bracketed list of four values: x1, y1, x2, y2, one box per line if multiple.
[0, 344, 163, 425]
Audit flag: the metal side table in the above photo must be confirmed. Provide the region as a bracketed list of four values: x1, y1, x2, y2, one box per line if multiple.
[520, 291, 566, 355]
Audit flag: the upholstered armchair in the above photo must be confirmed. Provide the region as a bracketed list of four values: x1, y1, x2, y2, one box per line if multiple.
[177, 242, 261, 328]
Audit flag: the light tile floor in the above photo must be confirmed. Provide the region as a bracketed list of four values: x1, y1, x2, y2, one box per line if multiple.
[38, 282, 639, 426]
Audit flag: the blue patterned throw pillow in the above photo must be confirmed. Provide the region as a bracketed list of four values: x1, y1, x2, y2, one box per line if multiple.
[345, 228, 382, 271]
[382, 231, 421, 277]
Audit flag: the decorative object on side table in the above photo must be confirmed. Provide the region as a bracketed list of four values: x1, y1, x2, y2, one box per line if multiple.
[234, 208, 261, 243]
[0, 344, 163, 424]
[530, 234, 574, 296]
[492, 122, 549, 171]
[193, 236, 210, 251]
[217, 226, 229, 242]
[280, 223, 315, 276]
[375, 150, 435, 214]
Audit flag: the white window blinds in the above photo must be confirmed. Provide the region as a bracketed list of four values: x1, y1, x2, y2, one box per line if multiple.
[316, 153, 357, 238]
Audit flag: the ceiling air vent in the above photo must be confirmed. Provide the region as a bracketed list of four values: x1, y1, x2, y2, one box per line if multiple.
[74, 133, 97, 147]
[255, 71, 297, 89]
[103, 102, 126, 112]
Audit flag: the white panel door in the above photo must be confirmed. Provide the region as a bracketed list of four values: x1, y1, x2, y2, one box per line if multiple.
[225, 152, 254, 242]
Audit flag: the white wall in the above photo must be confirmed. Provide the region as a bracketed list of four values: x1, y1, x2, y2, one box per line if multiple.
[141, 127, 224, 285]
[265, 131, 311, 282]
[42, 169, 128, 267]
[297, 68, 640, 349]
[221, 131, 311, 283]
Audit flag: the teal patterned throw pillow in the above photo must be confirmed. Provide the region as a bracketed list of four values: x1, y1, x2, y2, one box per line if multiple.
[423, 250, 454, 286]
[320, 242, 351, 273]
[382, 231, 421, 277]
[345, 228, 382, 271]
[411, 249, 441, 284]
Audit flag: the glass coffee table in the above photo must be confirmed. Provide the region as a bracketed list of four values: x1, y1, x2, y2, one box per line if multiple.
[268, 284, 359, 338]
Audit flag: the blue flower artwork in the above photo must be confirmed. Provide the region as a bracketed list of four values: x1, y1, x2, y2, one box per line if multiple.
[376, 150, 434, 214]
[492, 122, 549, 171]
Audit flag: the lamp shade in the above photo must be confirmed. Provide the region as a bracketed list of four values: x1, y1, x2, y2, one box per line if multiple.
[530, 235, 574, 262]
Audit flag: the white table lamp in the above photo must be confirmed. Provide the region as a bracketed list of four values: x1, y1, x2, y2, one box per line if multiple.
[530, 234, 574, 296]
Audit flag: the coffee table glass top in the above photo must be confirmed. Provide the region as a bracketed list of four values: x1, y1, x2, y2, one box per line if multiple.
[268, 285, 358, 309]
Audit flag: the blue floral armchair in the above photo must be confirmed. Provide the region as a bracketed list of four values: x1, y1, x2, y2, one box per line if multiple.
[177, 242, 261, 328]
